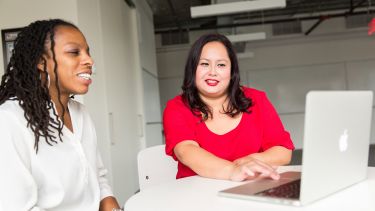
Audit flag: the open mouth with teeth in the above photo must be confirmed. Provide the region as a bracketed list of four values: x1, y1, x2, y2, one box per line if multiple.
[77, 73, 91, 80]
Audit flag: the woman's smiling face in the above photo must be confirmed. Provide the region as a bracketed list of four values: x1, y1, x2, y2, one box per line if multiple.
[195, 41, 231, 99]
[43, 25, 94, 98]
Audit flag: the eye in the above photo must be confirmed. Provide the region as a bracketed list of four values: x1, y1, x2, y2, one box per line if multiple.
[68, 50, 80, 55]
[200, 62, 209, 67]
[217, 63, 226, 68]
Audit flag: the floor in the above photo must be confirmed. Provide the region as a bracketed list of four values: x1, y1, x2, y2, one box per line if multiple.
[289, 144, 375, 166]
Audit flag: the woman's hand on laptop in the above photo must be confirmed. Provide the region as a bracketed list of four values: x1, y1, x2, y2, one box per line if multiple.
[229, 157, 280, 182]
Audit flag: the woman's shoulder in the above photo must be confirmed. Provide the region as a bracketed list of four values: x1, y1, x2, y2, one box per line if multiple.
[68, 99, 88, 113]
[242, 86, 266, 99]
[0, 98, 21, 110]
[165, 95, 188, 110]
[0, 99, 25, 121]
[164, 94, 196, 118]
[68, 99, 93, 121]
[0, 100, 29, 136]
[0, 101, 34, 161]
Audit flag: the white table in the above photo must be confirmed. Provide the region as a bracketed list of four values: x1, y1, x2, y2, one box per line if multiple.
[124, 166, 375, 211]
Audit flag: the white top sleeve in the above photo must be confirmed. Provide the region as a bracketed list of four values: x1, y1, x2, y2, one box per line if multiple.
[0, 111, 46, 211]
[97, 151, 114, 200]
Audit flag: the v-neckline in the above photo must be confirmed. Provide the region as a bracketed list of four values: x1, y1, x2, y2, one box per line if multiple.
[203, 113, 244, 136]
[62, 101, 75, 138]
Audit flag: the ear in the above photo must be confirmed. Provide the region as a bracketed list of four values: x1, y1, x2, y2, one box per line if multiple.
[37, 56, 47, 73]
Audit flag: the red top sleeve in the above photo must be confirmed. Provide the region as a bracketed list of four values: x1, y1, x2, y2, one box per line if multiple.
[246, 89, 294, 151]
[163, 96, 199, 160]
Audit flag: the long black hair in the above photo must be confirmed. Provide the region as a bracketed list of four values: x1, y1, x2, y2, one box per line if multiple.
[0, 19, 78, 152]
[182, 33, 252, 120]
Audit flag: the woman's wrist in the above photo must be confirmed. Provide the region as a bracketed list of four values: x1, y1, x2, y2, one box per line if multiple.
[233, 154, 258, 166]
[227, 162, 240, 181]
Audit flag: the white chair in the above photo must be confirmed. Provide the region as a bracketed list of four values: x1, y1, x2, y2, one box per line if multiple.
[137, 144, 178, 191]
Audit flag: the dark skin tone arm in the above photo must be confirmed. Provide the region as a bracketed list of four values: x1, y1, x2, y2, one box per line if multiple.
[100, 196, 121, 211]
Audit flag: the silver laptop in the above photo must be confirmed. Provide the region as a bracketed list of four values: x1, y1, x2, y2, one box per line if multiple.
[218, 91, 373, 206]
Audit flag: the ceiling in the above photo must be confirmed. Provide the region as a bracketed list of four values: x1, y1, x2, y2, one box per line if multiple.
[145, 0, 375, 34]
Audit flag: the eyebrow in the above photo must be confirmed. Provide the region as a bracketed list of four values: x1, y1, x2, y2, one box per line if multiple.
[64, 42, 81, 46]
[199, 58, 229, 62]
[64, 43, 90, 51]
[64, 42, 89, 48]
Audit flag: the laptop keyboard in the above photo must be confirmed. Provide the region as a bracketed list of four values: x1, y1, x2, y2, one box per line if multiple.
[255, 179, 301, 199]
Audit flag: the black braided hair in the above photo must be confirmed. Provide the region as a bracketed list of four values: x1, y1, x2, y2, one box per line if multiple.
[0, 19, 79, 152]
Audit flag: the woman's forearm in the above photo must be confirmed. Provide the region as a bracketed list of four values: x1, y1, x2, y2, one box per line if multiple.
[99, 196, 121, 211]
[175, 141, 282, 181]
[174, 141, 235, 180]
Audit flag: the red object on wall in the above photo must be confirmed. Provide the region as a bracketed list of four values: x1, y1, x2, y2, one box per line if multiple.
[368, 18, 375, 35]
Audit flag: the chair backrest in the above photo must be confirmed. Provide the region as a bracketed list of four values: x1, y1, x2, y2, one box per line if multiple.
[137, 144, 178, 191]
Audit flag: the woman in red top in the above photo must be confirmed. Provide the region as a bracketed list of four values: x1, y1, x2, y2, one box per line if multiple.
[163, 33, 294, 181]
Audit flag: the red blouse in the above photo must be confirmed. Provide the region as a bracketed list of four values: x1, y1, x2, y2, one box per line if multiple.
[163, 87, 294, 179]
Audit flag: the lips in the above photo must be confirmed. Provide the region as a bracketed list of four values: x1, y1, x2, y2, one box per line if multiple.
[205, 79, 219, 86]
[77, 70, 92, 85]
[77, 73, 91, 80]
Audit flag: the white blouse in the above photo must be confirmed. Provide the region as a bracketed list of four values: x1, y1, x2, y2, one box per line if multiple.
[0, 99, 113, 211]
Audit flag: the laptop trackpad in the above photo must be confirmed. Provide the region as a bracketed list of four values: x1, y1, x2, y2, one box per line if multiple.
[219, 171, 301, 198]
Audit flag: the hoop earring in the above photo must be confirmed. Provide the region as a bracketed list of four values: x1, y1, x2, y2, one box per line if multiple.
[40, 72, 50, 88]
[47, 74, 50, 88]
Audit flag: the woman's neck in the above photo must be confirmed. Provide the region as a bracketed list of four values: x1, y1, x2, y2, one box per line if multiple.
[50, 92, 70, 118]
[200, 93, 229, 113]
[51, 94, 74, 132]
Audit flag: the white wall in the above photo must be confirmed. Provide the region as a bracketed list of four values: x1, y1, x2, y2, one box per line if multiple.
[135, 0, 163, 148]
[97, 0, 142, 203]
[156, 17, 375, 149]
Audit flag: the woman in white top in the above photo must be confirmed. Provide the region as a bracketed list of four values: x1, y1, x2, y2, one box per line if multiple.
[0, 19, 121, 211]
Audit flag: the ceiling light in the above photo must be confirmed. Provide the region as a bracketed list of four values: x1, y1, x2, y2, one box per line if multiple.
[190, 0, 286, 18]
[226, 32, 266, 43]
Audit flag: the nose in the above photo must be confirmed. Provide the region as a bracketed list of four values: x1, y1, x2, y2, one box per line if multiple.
[208, 65, 217, 76]
[81, 52, 94, 67]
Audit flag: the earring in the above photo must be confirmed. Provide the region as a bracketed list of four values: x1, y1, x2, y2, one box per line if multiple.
[40, 72, 50, 88]
[47, 74, 50, 88]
